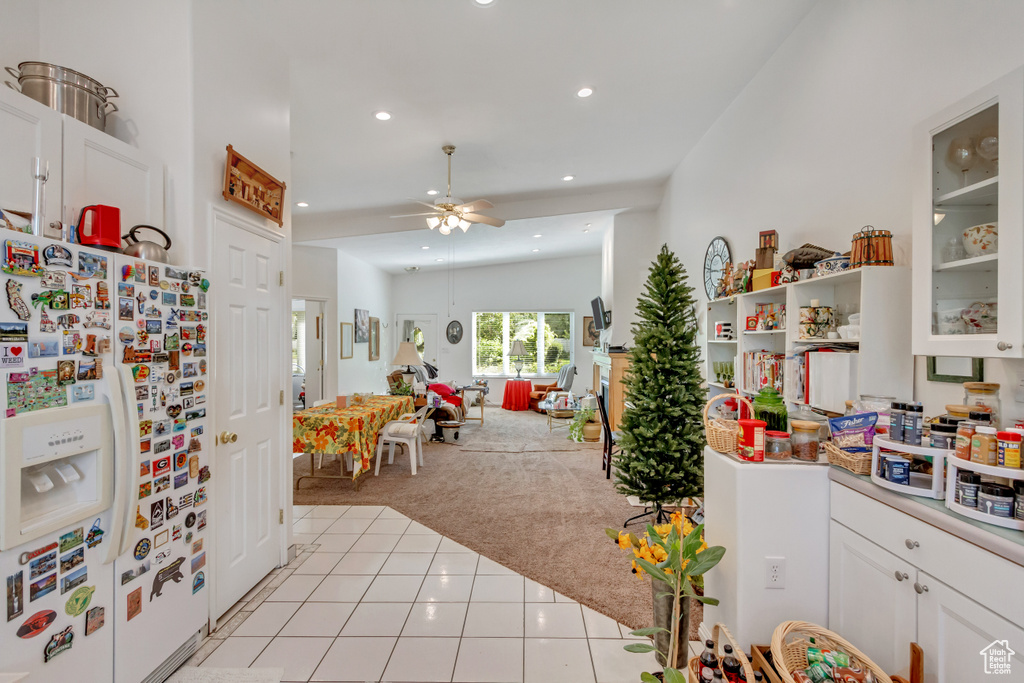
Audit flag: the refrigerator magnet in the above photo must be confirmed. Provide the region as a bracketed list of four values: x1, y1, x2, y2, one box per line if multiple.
[148, 266, 159, 287]
[172, 525, 182, 541]
[6, 571, 24, 622]
[82, 311, 110, 329]
[95, 281, 110, 309]
[58, 528, 83, 553]
[85, 519, 104, 549]
[190, 553, 205, 574]
[84, 606, 104, 636]
[118, 298, 133, 320]
[153, 530, 168, 549]
[165, 497, 179, 520]
[5, 280, 30, 321]
[38, 309, 56, 333]
[126, 588, 142, 621]
[43, 245, 72, 267]
[15, 609, 54, 638]
[64, 585, 94, 616]
[134, 539, 151, 561]
[192, 572, 204, 594]
[154, 476, 170, 494]
[135, 506, 149, 529]
[77, 253, 107, 280]
[42, 624, 73, 662]
[138, 483, 152, 500]
[149, 556, 183, 602]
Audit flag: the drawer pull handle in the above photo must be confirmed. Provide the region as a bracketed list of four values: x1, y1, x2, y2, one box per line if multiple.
[914, 582, 929, 594]
[905, 539, 919, 550]
[998, 341, 1013, 351]
[894, 571, 909, 582]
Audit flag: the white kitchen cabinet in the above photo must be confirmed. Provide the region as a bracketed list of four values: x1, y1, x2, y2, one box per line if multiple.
[912, 66, 1024, 358]
[62, 114, 164, 232]
[0, 85, 63, 229]
[829, 521, 917, 676]
[916, 572, 1024, 683]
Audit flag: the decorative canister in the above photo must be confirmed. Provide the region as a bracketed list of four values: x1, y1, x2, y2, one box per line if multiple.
[962, 222, 998, 258]
[799, 301, 834, 339]
[813, 253, 850, 277]
[752, 387, 788, 432]
[850, 225, 894, 268]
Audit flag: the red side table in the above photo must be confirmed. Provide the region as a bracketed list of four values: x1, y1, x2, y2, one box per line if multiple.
[502, 379, 532, 411]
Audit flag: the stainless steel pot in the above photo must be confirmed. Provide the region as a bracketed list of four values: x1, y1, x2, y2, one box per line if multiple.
[122, 225, 172, 264]
[5, 62, 118, 131]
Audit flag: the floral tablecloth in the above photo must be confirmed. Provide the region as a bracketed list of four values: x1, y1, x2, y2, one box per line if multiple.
[293, 395, 414, 479]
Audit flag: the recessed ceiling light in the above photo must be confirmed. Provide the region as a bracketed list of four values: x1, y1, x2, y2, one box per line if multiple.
[295, 202, 308, 208]
[562, 175, 575, 182]
[474, 0, 495, 6]
[405, 266, 420, 273]
[374, 110, 392, 121]
[421, 246, 430, 250]
[533, 234, 542, 238]
[427, 190, 439, 196]
[532, 248, 540, 253]
[582, 228, 589, 233]
[576, 87, 594, 98]
[435, 258, 445, 262]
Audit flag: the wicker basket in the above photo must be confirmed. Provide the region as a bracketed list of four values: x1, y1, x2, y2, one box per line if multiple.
[770, 620, 893, 683]
[703, 393, 753, 455]
[823, 442, 873, 475]
[687, 623, 755, 683]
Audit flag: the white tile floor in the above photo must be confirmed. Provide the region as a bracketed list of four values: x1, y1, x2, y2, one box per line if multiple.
[192, 504, 664, 683]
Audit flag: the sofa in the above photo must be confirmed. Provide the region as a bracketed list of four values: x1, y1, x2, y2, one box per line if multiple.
[528, 363, 576, 413]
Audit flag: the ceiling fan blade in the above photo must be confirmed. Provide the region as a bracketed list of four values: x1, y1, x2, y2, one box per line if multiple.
[406, 198, 442, 210]
[455, 199, 494, 213]
[463, 213, 505, 228]
[389, 212, 437, 218]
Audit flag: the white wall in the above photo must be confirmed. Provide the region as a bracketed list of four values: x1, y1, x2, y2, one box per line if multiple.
[658, 0, 1024, 418]
[292, 245, 339, 400]
[0, 1, 40, 65]
[606, 211, 659, 347]
[390, 254, 601, 399]
[337, 249, 393, 395]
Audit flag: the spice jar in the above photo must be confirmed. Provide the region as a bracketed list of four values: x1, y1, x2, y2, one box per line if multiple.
[903, 403, 923, 446]
[979, 483, 1015, 518]
[971, 425, 998, 465]
[955, 419, 977, 460]
[765, 431, 792, 460]
[889, 402, 906, 443]
[955, 471, 981, 508]
[963, 382, 1001, 428]
[790, 420, 820, 461]
[752, 387, 788, 432]
[997, 430, 1022, 468]
[930, 422, 957, 450]
[1015, 481, 1024, 521]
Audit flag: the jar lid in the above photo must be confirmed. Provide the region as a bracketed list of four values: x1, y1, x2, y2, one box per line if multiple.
[790, 420, 821, 432]
[891, 401, 905, 410]
[980, 483, 1014, 497]
[931, 423, 957, 433]
[737, 418, 767, 427]
[765, 430, 790, 439]
[946, 404, 973, 417]
[938, 416, 964, 425]
[997, 431, 1022, 442]
[958, 471, 981, 484]
[964, 382, 1000, 392]
[755, 387, 784, 404]
[1015, 480, 1024, 495]
[976, 426, 997, 434]
[969, 411, 992, 421]
[908, 404, 923, 412]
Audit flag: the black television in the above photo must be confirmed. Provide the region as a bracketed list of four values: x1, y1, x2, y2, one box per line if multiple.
[591, 297, 610, 330]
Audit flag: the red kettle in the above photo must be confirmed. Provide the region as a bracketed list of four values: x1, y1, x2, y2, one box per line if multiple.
[77, 205, 122, 252]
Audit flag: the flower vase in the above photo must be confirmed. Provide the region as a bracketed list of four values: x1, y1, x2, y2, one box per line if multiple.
[651, 578, 689, 668]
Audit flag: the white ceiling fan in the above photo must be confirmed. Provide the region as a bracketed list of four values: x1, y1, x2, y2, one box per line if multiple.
[391, 145, 505, 233]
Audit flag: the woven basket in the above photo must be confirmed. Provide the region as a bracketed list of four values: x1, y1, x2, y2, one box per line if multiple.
[687, 623, 755, 683]
[770, 620, 893, 683]
[823, 442, 873, 475]
[703, 393, 753, 455]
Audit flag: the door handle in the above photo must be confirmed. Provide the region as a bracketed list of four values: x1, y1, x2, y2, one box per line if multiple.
[905, 539, 919, 550]
[997, 341, 1013, 351]
[914, 581, 929, 594]
[219, 431, 238, 444]
[894, 571, 909, 582]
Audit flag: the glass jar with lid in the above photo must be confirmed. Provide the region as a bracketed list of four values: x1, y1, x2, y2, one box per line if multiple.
[963, 382, 1001, 428]
[752, 387, 788, 432]
[789, 404, 830, 441]
[790, 420, 820, 461]
[765, 431, 792, 460]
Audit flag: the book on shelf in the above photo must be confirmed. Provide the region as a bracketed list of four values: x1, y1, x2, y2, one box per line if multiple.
[742, 350, 784, 395]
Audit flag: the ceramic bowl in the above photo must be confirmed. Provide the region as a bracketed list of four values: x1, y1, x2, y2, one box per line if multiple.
[962, 223, 998, 258]
[814, 253, 850, 277]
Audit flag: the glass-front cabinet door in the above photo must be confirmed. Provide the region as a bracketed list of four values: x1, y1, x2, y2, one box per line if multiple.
[913, 66, 1024, 358]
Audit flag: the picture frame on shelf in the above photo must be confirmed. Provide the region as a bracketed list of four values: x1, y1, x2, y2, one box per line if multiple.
[368, 317, 380, 361]
[583, 316, 599, 347]
[221, 145, 285, 226]
[354, 309, 369, 343]
[340, 322, 353, 359]
[926, 356, 984, 383]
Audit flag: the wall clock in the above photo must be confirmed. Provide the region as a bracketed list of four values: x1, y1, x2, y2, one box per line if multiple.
[446, 320, 464, 344]
[703, 236, 732, 300]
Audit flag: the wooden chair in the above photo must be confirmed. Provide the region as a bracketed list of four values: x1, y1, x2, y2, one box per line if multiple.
[596, 393, 621, 479]
[375, 405, 430, 476]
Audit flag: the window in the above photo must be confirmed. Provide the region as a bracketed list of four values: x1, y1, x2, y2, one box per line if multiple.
[472, 311, 573, 376]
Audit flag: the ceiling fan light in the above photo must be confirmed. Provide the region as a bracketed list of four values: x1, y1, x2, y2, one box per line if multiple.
[445, 214, 460, 228]
[426, 216, 441, 229]
[458, 220, 471, 232]
[438, 223, 452, 236]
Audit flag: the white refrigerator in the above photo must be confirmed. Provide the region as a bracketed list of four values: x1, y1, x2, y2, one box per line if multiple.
[0, 234, 211, 682]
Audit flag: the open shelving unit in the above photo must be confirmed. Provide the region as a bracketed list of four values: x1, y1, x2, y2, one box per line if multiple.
[870, 435, 949, 500]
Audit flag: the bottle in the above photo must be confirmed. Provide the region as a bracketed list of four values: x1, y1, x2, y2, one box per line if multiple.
[955, 417, 977, 460]
[699, 639, 719, 680]
[753, 673, 763, 682]
[721, 643, 742, 683]
[713, 672, 725, 682]
[903, 403, 923, 445]
[889, 402, 905, 443]
[701, 669, 715, 683]
[972, 425, 998, 465]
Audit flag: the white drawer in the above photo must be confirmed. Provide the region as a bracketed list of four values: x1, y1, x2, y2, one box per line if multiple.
[830, 482, 1024, 624]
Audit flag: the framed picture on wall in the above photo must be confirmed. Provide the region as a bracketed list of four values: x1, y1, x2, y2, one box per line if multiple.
[582, 316, 599, 347]
[354, 309, 369, 343]
[340, 323, 353, 359]
[368, 317, 380, 361]
[926, 356, 983, 383]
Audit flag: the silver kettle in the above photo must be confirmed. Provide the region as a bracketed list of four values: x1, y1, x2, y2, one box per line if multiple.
[122, 225, 172, 263]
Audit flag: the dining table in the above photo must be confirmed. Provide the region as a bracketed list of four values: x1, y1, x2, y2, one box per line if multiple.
[293, 395, 414, 489]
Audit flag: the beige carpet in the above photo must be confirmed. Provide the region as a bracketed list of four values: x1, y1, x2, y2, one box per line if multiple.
[293, 405, 700, 633]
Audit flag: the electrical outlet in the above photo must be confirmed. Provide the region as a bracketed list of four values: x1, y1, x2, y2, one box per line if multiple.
[765, 556, 786, 589]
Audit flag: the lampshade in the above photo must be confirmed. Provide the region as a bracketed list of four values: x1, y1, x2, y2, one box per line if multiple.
[438, 223, 452, 235]
[392, 341, 424, 367]
[508, 340, 527, 357]
[458, 219, 471, 232]
[426, 216, 441, 229]
[445, 214, 460, 228]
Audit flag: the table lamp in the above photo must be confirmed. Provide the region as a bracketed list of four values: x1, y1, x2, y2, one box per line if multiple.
[508, 339, 527, 379]
[392, 341, 423, 386]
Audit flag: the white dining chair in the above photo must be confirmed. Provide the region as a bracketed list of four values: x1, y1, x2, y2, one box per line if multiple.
[375, 405, 430, 476]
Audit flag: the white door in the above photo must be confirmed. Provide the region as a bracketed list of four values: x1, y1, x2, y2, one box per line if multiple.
[0, 86, 62, 229]
[213, 214, 283, 619]
[304, 300, 325, 404]
[829, 522, 918, 675]
[916, 571, 1024, 683]
[396, 313, 437, 367]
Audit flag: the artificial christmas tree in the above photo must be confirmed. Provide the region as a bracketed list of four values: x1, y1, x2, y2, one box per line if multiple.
[614, 244, 706, 523]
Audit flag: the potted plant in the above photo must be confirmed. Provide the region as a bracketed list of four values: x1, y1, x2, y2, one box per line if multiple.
[567, 407, 600, 442]
[391, 379, 413, 396]
[605, 513, 725, 680]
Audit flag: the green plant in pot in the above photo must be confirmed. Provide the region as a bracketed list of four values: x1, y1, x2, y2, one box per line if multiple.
[567, 407, 599, 443]
[392, 379, 413, 396]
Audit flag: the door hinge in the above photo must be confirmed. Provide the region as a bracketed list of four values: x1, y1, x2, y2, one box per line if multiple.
[279, 389, 284, 405]
[279, 271, 284, 286]
[279, 509, 284, 524]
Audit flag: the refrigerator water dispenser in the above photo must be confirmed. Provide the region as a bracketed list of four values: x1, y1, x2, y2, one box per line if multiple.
[0, 403, 114, 550]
